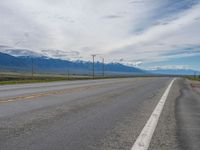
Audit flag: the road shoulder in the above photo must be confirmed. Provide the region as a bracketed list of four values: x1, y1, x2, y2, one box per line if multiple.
[149, 79, 181, 150]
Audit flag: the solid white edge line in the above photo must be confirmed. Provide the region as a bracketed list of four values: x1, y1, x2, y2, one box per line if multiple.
[131, 78, 176, 150]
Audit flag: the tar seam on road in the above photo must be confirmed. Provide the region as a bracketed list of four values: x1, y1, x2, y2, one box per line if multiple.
[0, 84, 102, 104]
[131, 78, 176, 150]
[0, 82, 121, 104]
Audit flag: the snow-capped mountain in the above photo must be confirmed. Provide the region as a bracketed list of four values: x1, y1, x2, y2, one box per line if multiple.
[0, 46, 43, 58]
[0, 51, 146, 75]
[149, 68, 200, 75]
[41, 49, 80, 60]
[0, 46, 80, 61]
[147, 65, 200, 75]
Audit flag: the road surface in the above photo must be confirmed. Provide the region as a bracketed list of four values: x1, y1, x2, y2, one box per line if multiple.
[0, 77, 199, 150]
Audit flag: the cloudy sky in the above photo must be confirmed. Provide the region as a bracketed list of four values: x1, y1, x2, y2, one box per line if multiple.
[0, 0, 200, 70]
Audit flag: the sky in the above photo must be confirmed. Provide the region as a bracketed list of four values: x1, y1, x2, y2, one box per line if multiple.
[0, 0, 200, 70]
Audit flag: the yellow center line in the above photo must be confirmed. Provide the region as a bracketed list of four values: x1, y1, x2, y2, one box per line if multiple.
[0, 83, 111, 104]
[0, 89, 71, 104]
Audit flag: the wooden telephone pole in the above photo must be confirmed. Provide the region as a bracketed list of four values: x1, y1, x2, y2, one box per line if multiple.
[92, 55, 96, 79]
[31, 57, 34, 79]
[102, 57, 105, 77]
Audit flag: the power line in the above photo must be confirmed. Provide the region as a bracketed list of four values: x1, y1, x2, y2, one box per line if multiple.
[31, 57, 34, 79]
[101, 57, 105, 77]
[91, 55, 96, 79]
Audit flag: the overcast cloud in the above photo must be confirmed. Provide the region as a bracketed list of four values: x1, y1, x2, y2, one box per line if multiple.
[0, 0, 200, 69]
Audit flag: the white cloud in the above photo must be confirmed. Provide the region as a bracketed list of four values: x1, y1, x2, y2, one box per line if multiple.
[123, 61, 143, 67]
[148, 65, 191, 70]
[107, 2, 200, 62]
[0, 0, 200, 65]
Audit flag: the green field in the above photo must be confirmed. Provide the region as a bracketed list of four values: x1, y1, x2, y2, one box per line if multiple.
[186, 76, 200, 82]
[0, 71, 152, 85]
[0, 72, 93, 85]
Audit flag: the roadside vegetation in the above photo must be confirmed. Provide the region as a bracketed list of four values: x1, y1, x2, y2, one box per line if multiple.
[0, 72, 93, 85]
[186, 76, 200, 82]
[0, 71, 131, 85]
[0, 71, 152, 85]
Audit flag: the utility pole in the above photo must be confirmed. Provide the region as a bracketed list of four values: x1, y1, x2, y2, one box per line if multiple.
[92, 55, 96, 79]
[31, 57, 34, 79]
[102, 57, 105, 77]
[194, 71, 196, 79]
[67, 69, 70, 80]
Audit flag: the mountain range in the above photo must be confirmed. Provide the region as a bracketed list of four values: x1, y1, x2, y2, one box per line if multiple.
[0, 48, 199, 76]
[0, 52, 145, 75]
[149, 69, 200, 76]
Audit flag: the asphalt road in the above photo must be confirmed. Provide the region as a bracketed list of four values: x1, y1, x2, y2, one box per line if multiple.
[0, 77, 199, 150]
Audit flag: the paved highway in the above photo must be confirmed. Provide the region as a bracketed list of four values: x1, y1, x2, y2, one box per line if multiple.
[0, 77, 199, 150]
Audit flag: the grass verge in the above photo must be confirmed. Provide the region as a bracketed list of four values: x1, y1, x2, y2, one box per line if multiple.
[186, 76, 200, 82]
[0, 73, 93, 85]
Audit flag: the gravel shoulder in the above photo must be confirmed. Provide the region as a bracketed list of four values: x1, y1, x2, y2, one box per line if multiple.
[149, 78, 181, 150]
[150, 78, 200, 150]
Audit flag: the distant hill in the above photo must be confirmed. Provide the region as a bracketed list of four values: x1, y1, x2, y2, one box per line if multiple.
[0, 52, 146, 75]
[0, 52, 27, 69]
[0, 48, 43, 57]
[149, 69, 200, 75]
